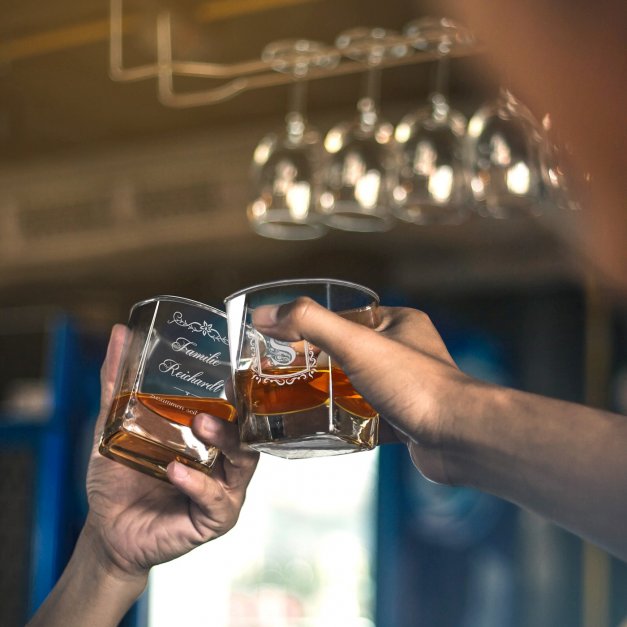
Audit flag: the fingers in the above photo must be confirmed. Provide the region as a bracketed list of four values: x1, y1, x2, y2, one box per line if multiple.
[99, 324, 129, 413]
[377, 306, 456, 366]
[191, 413, 259, 488]
[252, 297, 385, 373]
[93, 325, 129, 448]
[165, 462, 234, 537]
[166, 414, 259, 541]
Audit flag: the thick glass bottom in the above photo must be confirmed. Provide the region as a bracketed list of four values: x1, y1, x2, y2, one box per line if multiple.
[99, 397, 218, 481]
[240, 404, 378, 459]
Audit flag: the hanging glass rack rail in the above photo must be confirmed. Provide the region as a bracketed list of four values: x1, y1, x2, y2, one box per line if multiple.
[109, 0, 484, 109]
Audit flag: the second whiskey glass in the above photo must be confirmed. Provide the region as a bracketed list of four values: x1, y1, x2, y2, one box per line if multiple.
[99, 296, 234, 480]
[225, 279, 380, 459]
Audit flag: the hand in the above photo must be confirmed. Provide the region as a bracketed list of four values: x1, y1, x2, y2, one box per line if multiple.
[85, 324, 259, 581]
[252, 299, 469, 484]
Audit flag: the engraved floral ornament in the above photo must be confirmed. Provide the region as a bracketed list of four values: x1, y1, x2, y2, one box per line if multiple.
[167, 311, 229, 345]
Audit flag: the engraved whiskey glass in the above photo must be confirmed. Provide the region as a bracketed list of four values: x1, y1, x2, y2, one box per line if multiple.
[99, 296, 234, 480]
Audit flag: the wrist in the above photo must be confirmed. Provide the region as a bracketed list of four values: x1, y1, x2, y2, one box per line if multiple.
[437, 376, 515, 490]
[80, 514, 150, 588]
[28, 520, 148, 627]
[408, 368, 475, 486]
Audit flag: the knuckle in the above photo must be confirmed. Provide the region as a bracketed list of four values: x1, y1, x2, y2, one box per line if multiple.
[289, 296, 314, 323]
[407, 308, 431, 325]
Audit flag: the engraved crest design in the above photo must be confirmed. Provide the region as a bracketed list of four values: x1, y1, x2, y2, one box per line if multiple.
[265, 338, 297, 366]
[250, 334, 317, 385]
[167, 311, 229, 345]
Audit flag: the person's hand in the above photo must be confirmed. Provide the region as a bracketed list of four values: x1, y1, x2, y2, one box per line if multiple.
[85, 324, 259, 582]
[252, 299, 470, 484]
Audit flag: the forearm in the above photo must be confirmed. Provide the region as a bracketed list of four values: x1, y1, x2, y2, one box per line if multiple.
[28, 519, 148, 627]
[444, 379, 627, 560]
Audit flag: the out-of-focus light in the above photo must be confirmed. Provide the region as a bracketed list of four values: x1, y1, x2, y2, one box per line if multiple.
[324, 129, 343, 154]
[467, 115, 484, 138]
[253, 141, 272, 165]
[428, 165, 454, 203]
[506, 161, 531, 194]
[394, 122, 411, 144]
[548, 168, 559, 187]
[343, 152, 366, 186]
[414, 140, 436, 176]
[249, 199, 267, 218]
[392, 185, 408, 203]
[272, 160, 297, 195]
[319, 191, 335, 212]
[286, 182, 311, 220]
[490, 134, 512, 166]
[375, 122, 394, 144]
[471, 176, 485, 198]
[355, 171, 381, 210]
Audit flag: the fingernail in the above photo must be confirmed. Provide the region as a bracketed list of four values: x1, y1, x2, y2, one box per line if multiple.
[252, 305, 279, 327]
[196, 413, 215, 433]
[170, 461, 189, 480]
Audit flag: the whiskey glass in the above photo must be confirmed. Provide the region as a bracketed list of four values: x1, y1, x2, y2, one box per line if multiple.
[99, 296, 234, 480]
[224, 279, 380, 459]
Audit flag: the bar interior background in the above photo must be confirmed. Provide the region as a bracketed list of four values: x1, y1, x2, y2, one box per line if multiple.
[0, 1, 626, 626]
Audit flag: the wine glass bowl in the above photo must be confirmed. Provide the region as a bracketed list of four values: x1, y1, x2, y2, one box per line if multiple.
[393, 94, 469, 225]
[318, 100, 397, 232]
[466, 88, 544, 219]
[404, 16, 475, 54]
[248, 39, 340, 240]
[248, 120, 324, 240]
[392, 17, 472, 225]
[317, 28, 406, 232]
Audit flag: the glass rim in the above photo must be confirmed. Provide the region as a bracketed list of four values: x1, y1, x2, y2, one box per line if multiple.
[224, 278, 380, 304]
[130, 295, 226, 318]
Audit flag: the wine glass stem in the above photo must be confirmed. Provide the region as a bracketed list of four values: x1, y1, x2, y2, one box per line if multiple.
[365, 66, 381, 107]
[288, 79, 308, 119]
[433, 55, 450, 98]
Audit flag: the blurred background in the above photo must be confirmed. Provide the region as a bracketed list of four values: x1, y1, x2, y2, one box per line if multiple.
[0, 0, 626, 625]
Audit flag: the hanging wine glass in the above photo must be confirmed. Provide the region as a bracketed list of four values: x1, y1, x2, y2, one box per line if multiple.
[535, 112, 588, 246]
[540, 113, 585, 213]
[317, 28, 407, 232]
[466, 86, 545, 219]
[248, 39, 339, 240]
[393, 17, 474, 225]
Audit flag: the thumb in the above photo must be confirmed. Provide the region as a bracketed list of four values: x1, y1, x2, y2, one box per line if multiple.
[251, 297, 384, 374]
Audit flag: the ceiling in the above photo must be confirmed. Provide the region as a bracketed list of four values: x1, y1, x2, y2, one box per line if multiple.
[0, 0, 578, 323]
[1, 0, 494, 158]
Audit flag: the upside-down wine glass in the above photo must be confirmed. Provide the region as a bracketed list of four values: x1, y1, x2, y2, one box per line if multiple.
[317, 28, 407, 232]
[248, 39, 339, 240]
[466, 85, 545, 219]
[393, 17, 474, 225]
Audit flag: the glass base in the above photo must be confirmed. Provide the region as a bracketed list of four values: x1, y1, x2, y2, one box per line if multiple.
[99, 398, 219, 481]
[394, 202, 468, 225]
[240, 404, 378, 459]
[323, 209, 393, 233]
